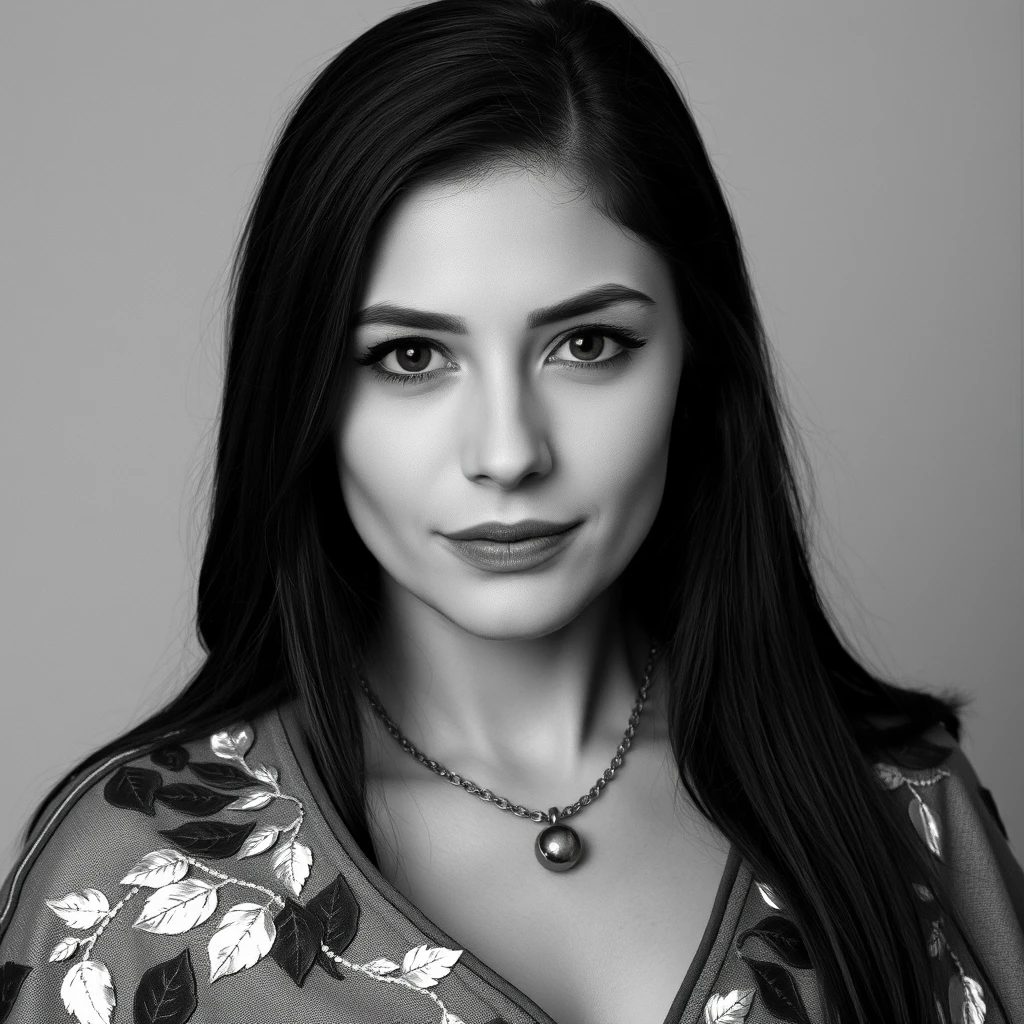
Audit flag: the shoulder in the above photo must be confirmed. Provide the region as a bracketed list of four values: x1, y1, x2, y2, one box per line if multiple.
[0, 713, 303, 1023]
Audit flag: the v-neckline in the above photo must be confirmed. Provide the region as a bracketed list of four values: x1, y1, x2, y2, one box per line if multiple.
[275, 700, 741, 1024]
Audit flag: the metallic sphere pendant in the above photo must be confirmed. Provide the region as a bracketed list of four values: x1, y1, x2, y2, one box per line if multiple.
[534, 807, 583, 872]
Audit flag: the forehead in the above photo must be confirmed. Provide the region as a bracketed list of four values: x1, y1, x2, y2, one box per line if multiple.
[357, 166, 669, 320]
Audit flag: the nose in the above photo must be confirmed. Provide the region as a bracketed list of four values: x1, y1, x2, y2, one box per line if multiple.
[460, 364, 552, 489]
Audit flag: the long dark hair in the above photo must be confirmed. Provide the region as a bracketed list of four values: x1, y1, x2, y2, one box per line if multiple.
[22, 1, 997, 1019]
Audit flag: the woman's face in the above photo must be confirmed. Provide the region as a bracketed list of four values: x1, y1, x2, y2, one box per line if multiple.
[335, 165, 685, 640]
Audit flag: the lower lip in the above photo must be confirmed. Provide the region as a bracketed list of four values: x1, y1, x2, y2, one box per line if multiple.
[442, 525, 581, 573]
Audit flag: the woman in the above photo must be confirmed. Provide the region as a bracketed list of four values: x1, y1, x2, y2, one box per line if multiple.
[1, 1, 1021, 1021]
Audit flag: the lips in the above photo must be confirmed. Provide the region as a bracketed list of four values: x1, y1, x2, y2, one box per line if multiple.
[442, 519, 581, 542]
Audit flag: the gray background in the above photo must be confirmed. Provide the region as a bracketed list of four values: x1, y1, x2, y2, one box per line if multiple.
[2, 1, 1021, 870]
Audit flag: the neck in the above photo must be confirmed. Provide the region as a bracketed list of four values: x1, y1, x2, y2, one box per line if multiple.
[358, 583, 662, 789]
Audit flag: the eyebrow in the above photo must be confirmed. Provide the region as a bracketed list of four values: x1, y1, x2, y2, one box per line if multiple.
[352, 283, 656, 333]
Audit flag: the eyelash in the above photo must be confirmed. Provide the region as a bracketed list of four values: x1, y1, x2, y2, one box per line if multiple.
[353, 325, 648, 387]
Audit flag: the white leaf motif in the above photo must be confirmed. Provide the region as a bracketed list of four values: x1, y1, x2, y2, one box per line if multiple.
[704, 987, 756, 1024]
[46, 888, 110, 930]
[272, 838, 312, 896]
[363, 958, 400, 975]
[49, 937, 80, 962]
[755, 881, 783, 910]
[208, 902, 276, 982]
[913, 882, 935, 901]
[121, 848, 189, 888]
[60, 960, 115, 1024]
[133, 878, 219, 934]
[225, 789, 274, 811]
[237, 824, 281, 859]
[962, 975, 986, 1024]
[927, 920, 946, 958]
[874, 762, 904, 789]
[249, 763, 279, 785]
[909, 794, 942, 858]
[441, 1011, 465, 1024]
[210, 723, 254, 761]
[399, 944, 463, 989]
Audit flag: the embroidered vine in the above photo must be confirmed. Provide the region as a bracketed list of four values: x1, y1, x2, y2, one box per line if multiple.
[34, 722, 468, 1024]
[874, 762, 951, 859]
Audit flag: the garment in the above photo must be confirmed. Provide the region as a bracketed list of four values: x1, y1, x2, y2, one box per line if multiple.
[1, 701, 1022, 1024]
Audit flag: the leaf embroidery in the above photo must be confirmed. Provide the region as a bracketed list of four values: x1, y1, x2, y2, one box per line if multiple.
[103, 766, 163, 816]
[704, 987, 755, 1023]
[913, 882, 935, 901]
[363, 958, 401, 975]
[237, 824, 281, 859]
[0, 962, 32, 1022]
[399, 944, 463, 989]
[249, 763, 279, 786]
[133, 879, 219, 935]
[873, 762, 904, 789]
[155, 784, 237, 817]
[210, 724, 254, 762]
[441, 1011, 466, 1024]
[306, 872, 360, 977]
[207, 903, 276, 983]
[743, 957, 810, 1024]
[151, 745, 190, 772]
[738, 915, 811, 969]
[133, 948, 198, 1024]
[223, 789, 275, 812]
[927, 919, 947, 958]
[909, 794, 942, 859]
[121, 849, 190, 888]
[754, 881, 783, 910]
[188, 761, 260, 791]
[270, 899, 322, 987]
[948, 972, 987, 1024]
[158, 819, 257, 859]
[46, 889, 111, 930]
[61, 960, 115, 1024]
[49, 938, 81, 963]
[271, 838, 313, 896]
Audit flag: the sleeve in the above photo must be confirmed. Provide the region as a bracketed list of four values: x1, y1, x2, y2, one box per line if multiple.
[874, 724, 1024, 1021]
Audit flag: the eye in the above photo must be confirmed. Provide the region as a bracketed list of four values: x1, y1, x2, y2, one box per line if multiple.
[548, 327, 645, 367]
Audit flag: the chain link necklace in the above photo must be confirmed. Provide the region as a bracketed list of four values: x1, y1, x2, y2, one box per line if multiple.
[358, 639, 659, 872]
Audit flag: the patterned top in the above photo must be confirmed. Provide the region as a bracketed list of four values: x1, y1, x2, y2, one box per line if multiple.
[1, 700, 1022, 1024]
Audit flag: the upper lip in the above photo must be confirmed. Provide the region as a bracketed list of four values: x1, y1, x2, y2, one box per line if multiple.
[443, 519, 581, 542]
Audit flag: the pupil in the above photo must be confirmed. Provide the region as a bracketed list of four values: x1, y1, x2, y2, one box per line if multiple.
[571, 333, 603, 360]
[396, 344, 431, 372]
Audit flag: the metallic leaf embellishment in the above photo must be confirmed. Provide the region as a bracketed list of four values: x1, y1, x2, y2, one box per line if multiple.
[121, 849, 190, 888]
[948, 973, 987, 1024]
[755, 881, 783, 910]
[927, 920, 947, 958]
[133, 879, 219, 935]
[743, 957, 810, 1024]
[874, 763, 904, 789]
[398, 944, 463, 990]
[60, 960, 115, 1024]
[133, 948, 198, 1024]
[441, 1011, 466, 1024]
[103, 766, 163, 816]
[210, 724, 254, 762]
[271, 838, 313, 896]
[155, 784, 236, 817]
[704, 988, 755, 1023]
[224, 789, 275, 812]
[909, 794, 942, 859]
[363, 958, 401, 975]
[249, 763, 279, 786]
[46, 888, 111, 930]
[913, 882, 935, 901]
[158, 819, 257, 859]
[188, 761, 260, 791]
[0, 962, 32, 1020]
[738, 915, 812, 969]
[207, 903, 276, 983]
[49, 938, 81, 963]
[237, 824, 281, 859]
[270, 899, 322, 987]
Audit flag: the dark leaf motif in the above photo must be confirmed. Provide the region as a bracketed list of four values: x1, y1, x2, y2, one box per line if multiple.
[133, 947, 197, 1024]
[738, 915, 812, 969]
[154, 784, 235, 817]
[105, 766, 163, 816]
[158, 819, 256, 859]
[978, 785, 1009, 841]
[307, 873, 360, 980]
[0, 962, 32, 1024]
[743, 957, 811, 1024]
[886, 737, 953, 770]
[271, 899, 323, 987]
[151, 746, 190, 772]
[188, 761, 259, 791]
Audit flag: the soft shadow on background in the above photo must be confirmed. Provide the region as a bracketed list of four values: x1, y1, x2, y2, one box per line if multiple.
[1, 0, 1021, 868]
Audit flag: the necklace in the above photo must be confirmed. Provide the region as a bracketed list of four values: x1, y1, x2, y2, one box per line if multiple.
[358, 639, 659, 873]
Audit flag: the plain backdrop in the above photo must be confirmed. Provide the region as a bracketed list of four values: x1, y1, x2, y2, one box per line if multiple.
[1, 1, 1021, 871]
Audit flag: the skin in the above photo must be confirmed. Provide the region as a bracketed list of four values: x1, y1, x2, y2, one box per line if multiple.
[333, 163, 727, 1024]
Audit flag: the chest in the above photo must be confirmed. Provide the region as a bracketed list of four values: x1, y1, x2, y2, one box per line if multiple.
[365, 751, 732, 1024]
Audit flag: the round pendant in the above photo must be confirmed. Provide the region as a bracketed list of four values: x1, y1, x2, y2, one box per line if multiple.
[535, 819, 583, 872]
